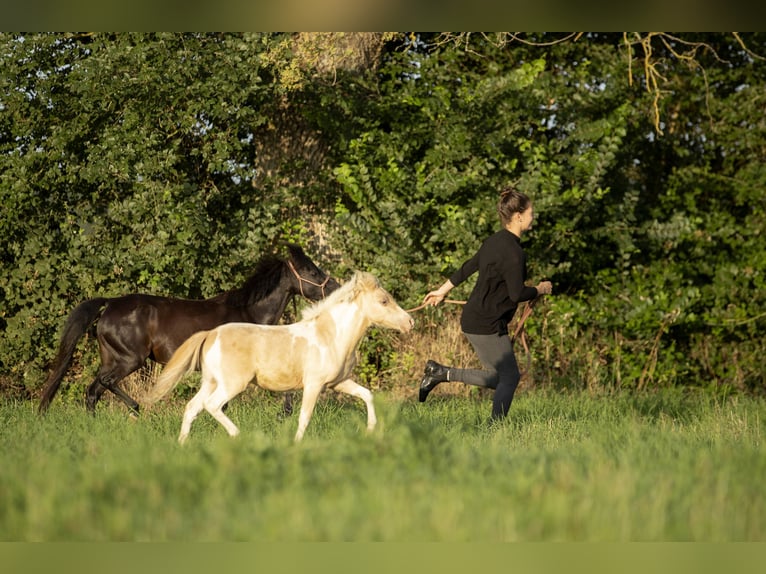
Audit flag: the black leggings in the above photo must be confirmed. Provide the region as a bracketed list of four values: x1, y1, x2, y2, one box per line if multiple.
[449, 332, 520, 419]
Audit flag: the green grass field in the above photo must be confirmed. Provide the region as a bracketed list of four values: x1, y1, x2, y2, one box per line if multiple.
[1, 388, 764, 541]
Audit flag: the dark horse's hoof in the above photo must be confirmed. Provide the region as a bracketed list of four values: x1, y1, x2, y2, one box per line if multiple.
[419, 360, 448, 403]
[282, 394, 294, 416]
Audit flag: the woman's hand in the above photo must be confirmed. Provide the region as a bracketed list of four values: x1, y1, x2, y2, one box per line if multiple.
[423, 291, 446, 307]
[536, 281, 553, 295]
[423, 280, 455, 307]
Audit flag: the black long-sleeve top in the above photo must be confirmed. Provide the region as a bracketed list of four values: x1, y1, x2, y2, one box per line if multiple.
[449, 229, 538, 335]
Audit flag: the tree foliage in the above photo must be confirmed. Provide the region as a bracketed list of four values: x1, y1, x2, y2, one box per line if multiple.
[1, 32, 764, 397]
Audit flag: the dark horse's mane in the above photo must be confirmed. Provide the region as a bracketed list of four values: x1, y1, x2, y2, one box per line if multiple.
[211, 255, 286, 308]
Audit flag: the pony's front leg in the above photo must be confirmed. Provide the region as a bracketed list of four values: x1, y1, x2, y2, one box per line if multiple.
[333, 379, 377, 433]
[295, 381, 323, 442]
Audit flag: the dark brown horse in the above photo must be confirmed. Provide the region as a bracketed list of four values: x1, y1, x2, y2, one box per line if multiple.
[38, 243, 339, 414]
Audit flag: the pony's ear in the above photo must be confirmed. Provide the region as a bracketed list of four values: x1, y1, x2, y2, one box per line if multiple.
[354, 271, 379, 292]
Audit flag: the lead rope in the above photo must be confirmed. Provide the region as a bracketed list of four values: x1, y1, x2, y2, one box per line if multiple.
[405, 299, 466, 313]
[511, 296, 541, 343]
[511, 296, 543, 374]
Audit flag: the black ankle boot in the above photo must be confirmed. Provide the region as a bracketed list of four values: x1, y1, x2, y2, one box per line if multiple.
[419, 360, 449, 403]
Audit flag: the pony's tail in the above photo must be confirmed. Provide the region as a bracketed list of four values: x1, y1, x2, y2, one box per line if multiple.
[144, 330, 209, 406]
[38, 297, 109, 414]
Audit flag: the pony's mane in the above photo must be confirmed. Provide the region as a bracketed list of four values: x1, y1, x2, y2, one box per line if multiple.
[300, 271, 379, 321]
[213, 255, 285, 307]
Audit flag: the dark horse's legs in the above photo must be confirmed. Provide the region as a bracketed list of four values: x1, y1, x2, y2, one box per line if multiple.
[282, 394, 293, 416]
[86, 341, 146, 415]
[86, 374, 141, 415]
[85, 380, 107, 412]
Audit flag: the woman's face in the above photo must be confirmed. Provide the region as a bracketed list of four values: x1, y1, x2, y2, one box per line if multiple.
[518, 206, 535, 231]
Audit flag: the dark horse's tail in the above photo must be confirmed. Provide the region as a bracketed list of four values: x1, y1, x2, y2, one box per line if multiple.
[38, 297, 109, 413]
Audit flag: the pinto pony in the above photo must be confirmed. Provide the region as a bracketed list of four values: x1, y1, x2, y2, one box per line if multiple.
[146, 272, 414, 442]
[39, 244, 338, 414]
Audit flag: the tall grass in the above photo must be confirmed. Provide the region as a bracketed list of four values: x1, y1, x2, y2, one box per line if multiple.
[1, 386, 763, 541]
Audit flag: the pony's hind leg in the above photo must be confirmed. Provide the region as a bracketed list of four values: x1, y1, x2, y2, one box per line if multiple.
[178, 380, 215, 444]
[333, 379, 378, 433]
[204, 384, 242, 439]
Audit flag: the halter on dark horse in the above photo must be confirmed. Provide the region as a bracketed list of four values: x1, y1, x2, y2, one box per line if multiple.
[286, 259, 333, 299]
[38, 244, 339, 415]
